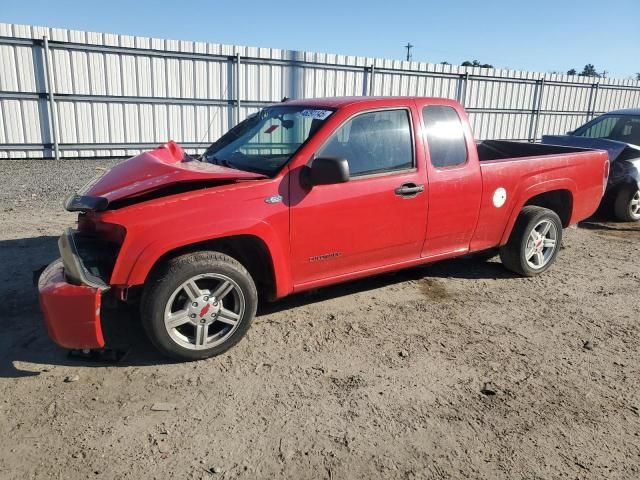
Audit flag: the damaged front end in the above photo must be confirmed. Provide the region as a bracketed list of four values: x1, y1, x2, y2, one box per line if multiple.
[38, 259, 104, 350]
[38, 217, 126, 350]
[38, 140, 267, 351]
[58, 225, 122, 290]
[64, 141, 265, 212]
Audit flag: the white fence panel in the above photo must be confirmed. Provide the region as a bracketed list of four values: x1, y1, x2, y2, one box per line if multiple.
[0, 22, 639, 159]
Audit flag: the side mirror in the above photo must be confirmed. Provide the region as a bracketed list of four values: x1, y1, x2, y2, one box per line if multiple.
[302, 157, 350, 187]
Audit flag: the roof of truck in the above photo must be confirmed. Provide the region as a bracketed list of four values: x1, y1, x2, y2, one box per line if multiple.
[281, 96, 457, 109]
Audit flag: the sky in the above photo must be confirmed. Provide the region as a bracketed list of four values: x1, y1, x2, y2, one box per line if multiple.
[1, 0, 639, 79]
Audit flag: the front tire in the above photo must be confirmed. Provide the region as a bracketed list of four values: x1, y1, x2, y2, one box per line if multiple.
[499, 206, 563, 277]
[141, 251, 258, 361]
[613, 186, 640, 222]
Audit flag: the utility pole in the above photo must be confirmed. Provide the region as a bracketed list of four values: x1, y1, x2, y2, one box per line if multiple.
[600, 70, 608, 79]
[404, 43, 414, 61]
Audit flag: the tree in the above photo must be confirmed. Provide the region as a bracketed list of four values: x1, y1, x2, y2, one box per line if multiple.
[579, 64, 600, 77]
[440, 61, 451, 65]
[636, 73, 640, 81]
[461, 60, 494, 69]
[567, 68, 577, 76]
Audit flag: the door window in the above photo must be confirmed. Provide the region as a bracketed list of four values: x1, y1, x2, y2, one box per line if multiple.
[317, 109, 413, 176]
[422, 105, 468, 168]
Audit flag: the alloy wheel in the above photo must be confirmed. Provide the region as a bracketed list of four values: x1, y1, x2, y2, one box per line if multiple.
[630, 190, 640, 220]
[163, 273, 245, 350]
[524, 219, 558, 270]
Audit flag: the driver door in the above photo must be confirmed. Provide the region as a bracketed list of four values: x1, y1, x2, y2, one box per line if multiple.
[290, 107, 429, 287]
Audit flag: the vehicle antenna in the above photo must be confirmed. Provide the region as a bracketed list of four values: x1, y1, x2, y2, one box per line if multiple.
[195, 81, 232, 157]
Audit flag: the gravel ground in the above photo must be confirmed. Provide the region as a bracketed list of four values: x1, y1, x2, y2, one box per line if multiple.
[0, 159, 123, 214]
[1, 159, 639, 480]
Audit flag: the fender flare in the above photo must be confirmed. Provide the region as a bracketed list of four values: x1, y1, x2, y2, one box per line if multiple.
[499, 178, 577, 245]
[117, 219, 293, 298]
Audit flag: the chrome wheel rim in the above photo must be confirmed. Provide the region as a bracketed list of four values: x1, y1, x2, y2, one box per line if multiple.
[630, 190, 640, 219]
[163, 273, 245, 351]
[525, 220, 558, 270]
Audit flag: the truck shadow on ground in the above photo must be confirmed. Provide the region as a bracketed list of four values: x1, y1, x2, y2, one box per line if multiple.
[578, 209, 640, 232]
[577, 211, 640, 241]
[578, 220, 640, 233]
[0, 235, 513, 377]
[259, 256, 512, 315]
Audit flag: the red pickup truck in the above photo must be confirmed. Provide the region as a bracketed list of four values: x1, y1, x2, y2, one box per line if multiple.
[38, 97, 609, 361]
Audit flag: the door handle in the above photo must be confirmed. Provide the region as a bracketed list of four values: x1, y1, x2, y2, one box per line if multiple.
[395, 183, 425, 197]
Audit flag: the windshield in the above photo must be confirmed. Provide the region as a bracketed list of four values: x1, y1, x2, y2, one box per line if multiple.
[201, 105, 335, 175]
[574, 114, 640, 146]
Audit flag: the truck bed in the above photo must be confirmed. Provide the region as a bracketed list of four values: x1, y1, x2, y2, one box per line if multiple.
[477, 140, 587, 162]
[471, 143, 609, 253]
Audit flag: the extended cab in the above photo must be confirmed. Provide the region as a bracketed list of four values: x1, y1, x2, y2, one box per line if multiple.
[38, 97, 609, 360]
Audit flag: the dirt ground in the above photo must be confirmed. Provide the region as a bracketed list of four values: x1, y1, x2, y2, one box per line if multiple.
[1, 161, 639, 480]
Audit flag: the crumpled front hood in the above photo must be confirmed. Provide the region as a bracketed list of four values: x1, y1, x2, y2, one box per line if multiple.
[66, 142, 265, 211]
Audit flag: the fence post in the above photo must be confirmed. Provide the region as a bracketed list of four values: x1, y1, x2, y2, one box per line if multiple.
[532, 78, 545, 142]
[456, 73, 469, 107]
[587, 82, 600, 120]
[528, 78, 544, 143]
[367, 64, 375, 96]
[235, 53, 241, 125]
[42, 36, 60, 160]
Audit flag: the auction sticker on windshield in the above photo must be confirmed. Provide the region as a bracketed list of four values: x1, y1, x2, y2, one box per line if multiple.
[301, 109, 333, 120]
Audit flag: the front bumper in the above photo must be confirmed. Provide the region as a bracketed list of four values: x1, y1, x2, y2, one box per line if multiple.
[38, 259, 105, 350]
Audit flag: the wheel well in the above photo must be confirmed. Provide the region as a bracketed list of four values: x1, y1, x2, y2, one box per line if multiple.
[146, 235, 276, 301]
[611, 181, 640, 196]
[524, 189, 573, 226]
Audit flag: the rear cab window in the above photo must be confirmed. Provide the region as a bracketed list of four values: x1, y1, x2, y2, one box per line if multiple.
[422, 105, 468, 168]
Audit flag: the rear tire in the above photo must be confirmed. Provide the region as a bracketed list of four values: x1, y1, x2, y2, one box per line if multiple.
[499, 206, 563, 277]
[613, 186, 640, 222]
[141, 251, 258, 361]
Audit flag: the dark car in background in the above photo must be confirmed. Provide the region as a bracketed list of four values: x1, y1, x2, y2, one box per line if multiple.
[543, 108, 640, 222]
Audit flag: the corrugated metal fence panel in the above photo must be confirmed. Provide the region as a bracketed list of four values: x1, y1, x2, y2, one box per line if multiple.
[0, 38, 49, 158]
[595, 85, 640, 113]
[468, 112, 532, 141]
[537, 113, 590, 137]
[1, 22, 640, 158]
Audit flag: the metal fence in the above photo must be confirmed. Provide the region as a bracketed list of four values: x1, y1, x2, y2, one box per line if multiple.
[1, 22, 640, 159]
